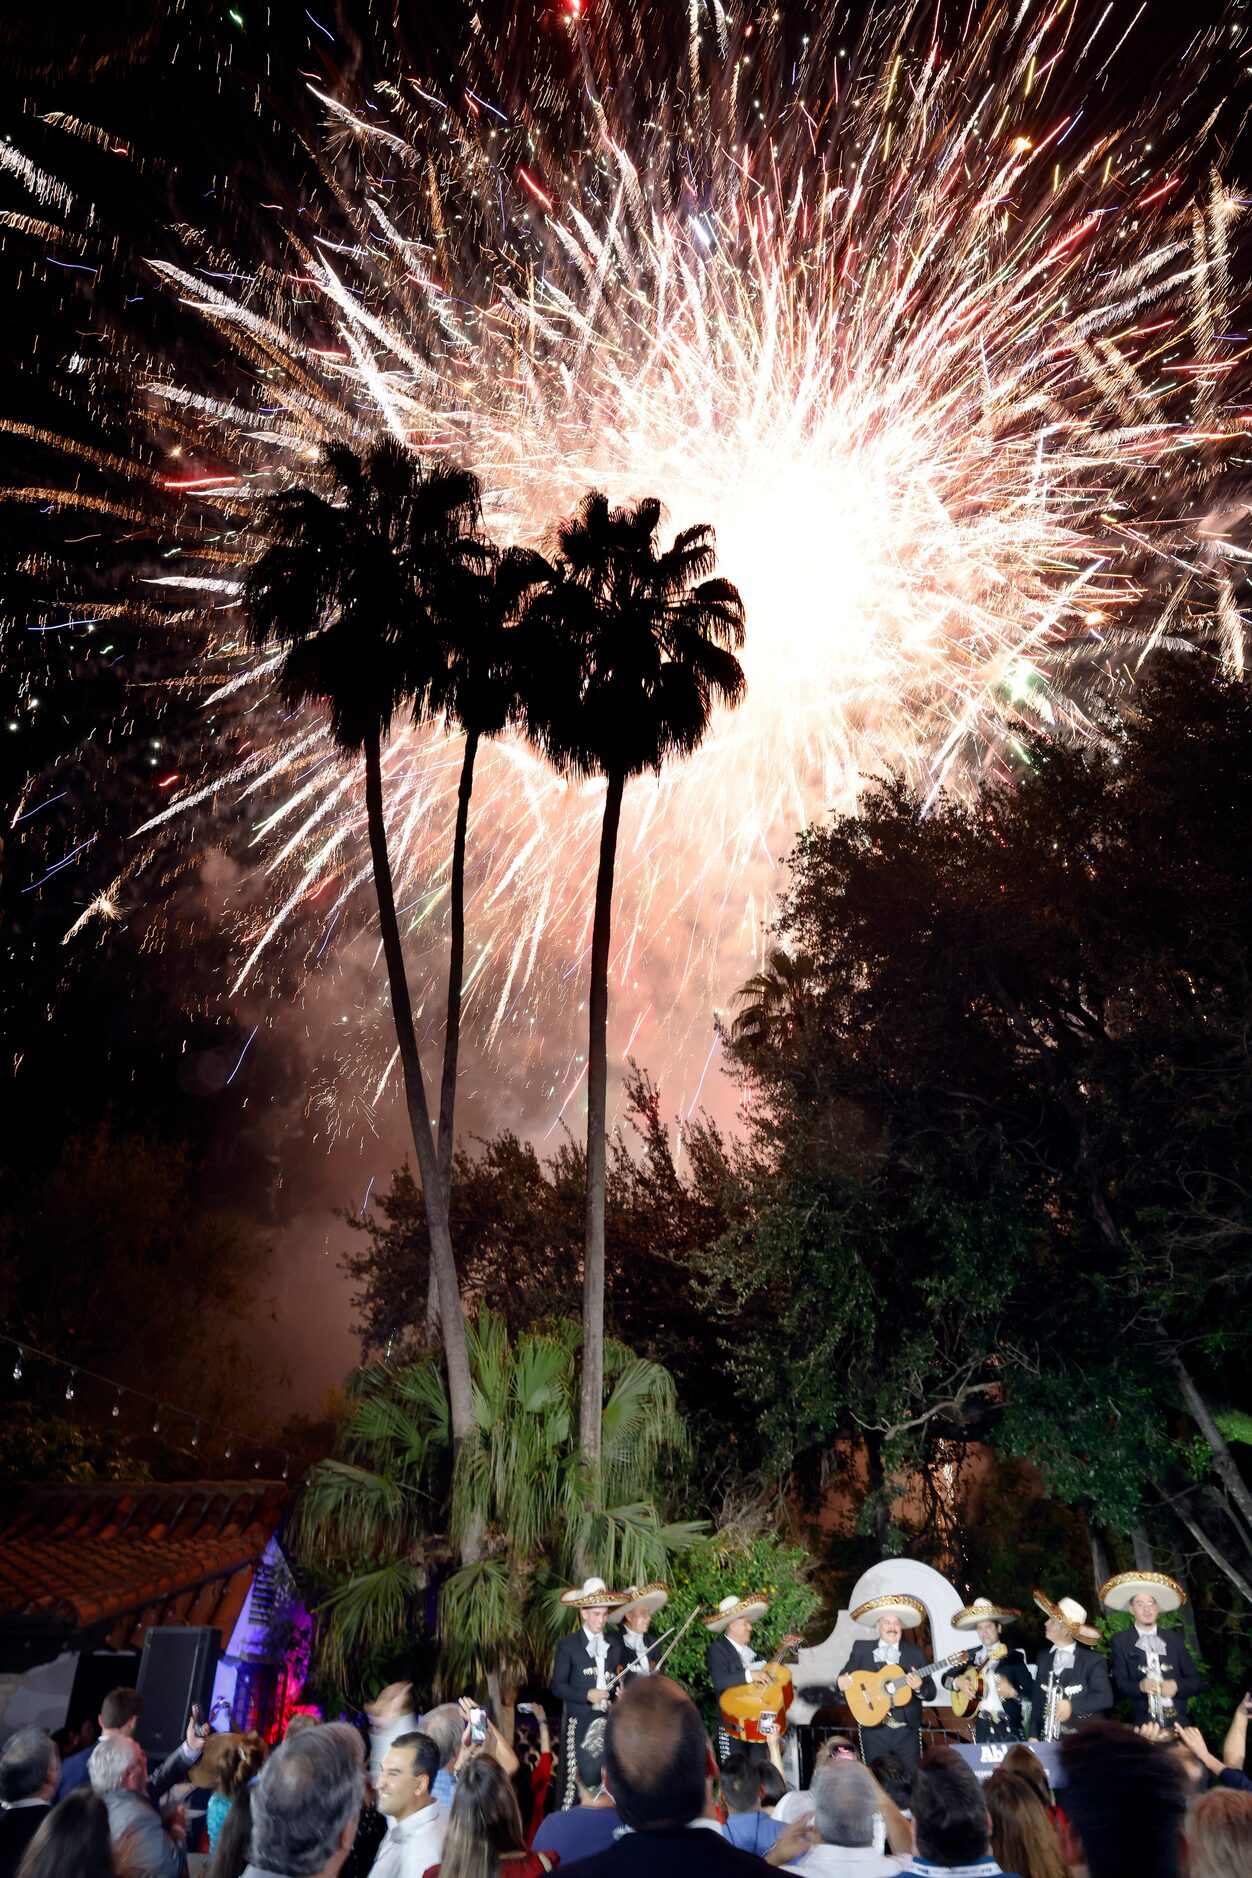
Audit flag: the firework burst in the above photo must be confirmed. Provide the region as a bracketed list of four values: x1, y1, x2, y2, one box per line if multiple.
[6, 0, 1252, 1128]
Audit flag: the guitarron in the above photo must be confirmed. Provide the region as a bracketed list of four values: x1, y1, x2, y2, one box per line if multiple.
[719, 1633, 805, 1743]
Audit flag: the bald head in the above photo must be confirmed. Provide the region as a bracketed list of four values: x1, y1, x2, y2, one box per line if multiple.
[604, 1676, 711, 1833]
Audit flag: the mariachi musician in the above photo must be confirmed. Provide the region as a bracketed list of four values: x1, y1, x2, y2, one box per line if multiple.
[942, 1597, 1034, 1743]
[705, 1592, 775, 1764]
[1100, 1571, 1205, 1727]
[608, 1583, 668, 1677]
[1032, 1591, 1113, 1738]
[552, 1577, 626, 1807]
[835, 1595, 935, 1776]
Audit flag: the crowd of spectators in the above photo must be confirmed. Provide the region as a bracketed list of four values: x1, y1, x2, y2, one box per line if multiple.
[1, 1677, 1249, 1878]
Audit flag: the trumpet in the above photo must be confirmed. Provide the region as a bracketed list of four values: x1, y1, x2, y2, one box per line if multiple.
[1041, 1672, 1061, 1743]
[1143, 1652, 1176, 1728]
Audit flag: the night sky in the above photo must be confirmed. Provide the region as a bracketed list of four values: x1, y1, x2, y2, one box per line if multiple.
[4, 0, 1252, 1410]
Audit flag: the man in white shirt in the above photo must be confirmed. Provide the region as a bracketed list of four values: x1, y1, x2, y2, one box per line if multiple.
[782, 1761, 906, 1875]
[371, 1731, 446, 1878]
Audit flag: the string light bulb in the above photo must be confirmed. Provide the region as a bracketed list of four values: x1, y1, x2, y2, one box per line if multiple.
[12, 1349, 23, 1381]
[64, 1370, 76, 1401]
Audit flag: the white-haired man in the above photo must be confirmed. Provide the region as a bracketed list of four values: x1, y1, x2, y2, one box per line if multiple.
[89, 1733, 188, 1878]
[0, 1727, 59, 1878]
[835, 1596, 934, 1776]
[781, 1759, 906, 1875]
[242, 1722, 365, 1878]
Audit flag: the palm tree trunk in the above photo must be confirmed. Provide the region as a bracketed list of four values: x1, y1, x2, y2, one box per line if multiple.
[579, 769, 624, 1472]
[437, 726, 479, 1201]
[363, 732, 476, 1462]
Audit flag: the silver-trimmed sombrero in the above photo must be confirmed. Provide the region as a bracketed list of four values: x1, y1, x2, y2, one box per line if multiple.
[703, 1592, 769, 1633]
[1099, 1571, 1185, 1615]
[560, 1576, 626, 1612]
[952, 1597, 1021, 1631]
[608, 1583, 669, 1625]
[850, 1594, 925, 1628]
[1033, 1589, 1101, 1646]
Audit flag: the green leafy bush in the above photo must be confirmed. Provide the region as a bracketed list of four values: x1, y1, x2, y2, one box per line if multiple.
[660, 1530, 821, 1731]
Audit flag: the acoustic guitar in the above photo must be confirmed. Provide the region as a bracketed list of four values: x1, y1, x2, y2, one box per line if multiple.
[844, 1648, 970, 1728]
[950, 1642, 1007, 1719]
[720, 1633, 805, 1742]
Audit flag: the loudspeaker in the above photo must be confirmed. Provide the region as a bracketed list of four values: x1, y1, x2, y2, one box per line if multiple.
[136, 1627, 221, 1758]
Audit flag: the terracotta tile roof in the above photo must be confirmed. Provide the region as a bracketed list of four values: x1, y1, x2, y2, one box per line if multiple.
[0, 1481, 289, 1648]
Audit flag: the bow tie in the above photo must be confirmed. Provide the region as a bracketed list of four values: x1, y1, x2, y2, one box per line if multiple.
[1053, 1648, 1075, 1671]
[873, 1646, 901, 1665]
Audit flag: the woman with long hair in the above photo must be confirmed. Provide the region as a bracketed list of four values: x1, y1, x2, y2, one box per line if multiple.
[15, 1789, 113, 1878]
[1001, 1744, 1054, 1810]
[985, 1770, 1067, 1878]
[204, 1732, 267, 1852]
[423, 1754, 558, 1878]
[205, 1781, 254, 1878]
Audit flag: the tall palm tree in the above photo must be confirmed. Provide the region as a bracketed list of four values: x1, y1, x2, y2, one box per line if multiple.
[292, 1310, 704, 1722]
[429, 548, 551, 1236]
[520, 493, 747, 1472]
[244, 437, 484, 1467]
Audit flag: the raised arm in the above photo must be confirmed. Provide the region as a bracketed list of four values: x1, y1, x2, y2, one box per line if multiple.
[1222, 1692, 1251, 1770]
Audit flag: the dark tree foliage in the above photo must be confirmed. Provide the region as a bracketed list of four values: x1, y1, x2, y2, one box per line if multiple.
[704, 655, 1252, 1603]
[341, 1066, 738, 1462]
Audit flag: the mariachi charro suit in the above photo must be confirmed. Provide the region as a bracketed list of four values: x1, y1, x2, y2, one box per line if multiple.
[618, 1628, 663, 1677]
[835, 1637, 936, 1774]
[552, 1626, 627, 1805]
[1033, 1642, 1113, 1734]
[942, 1644, 1036, 1743]
[707, 1632, 770, 1765]
[1110, 1625, 1204, 1726]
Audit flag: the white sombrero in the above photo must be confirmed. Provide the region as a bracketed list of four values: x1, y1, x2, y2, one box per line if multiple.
[850, 1594, 925, 1628]
[703, 1592, 769, 1633]
[560, 1576, 626, 1612]
[952, 1597, 1021, 1631]
[1099, 1571, 1186, 1614]
[1033, 1589, 1101, 1646]
[608, 1583, 669, 1625]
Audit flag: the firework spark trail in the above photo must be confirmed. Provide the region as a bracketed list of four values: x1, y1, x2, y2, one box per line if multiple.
[9, 0, 1252, 1128]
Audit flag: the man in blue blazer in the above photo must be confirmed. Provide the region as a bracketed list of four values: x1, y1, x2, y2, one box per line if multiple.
[559, 1675, 808, 1875]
